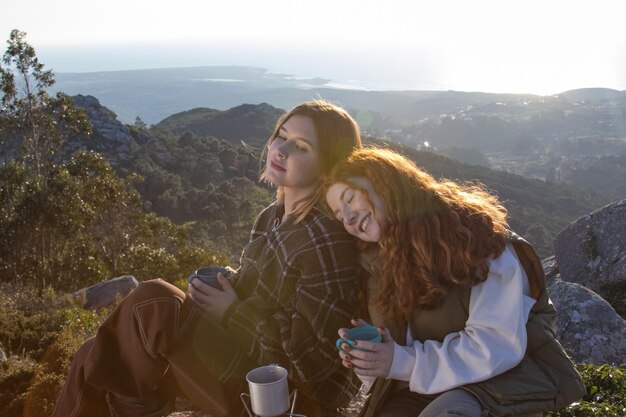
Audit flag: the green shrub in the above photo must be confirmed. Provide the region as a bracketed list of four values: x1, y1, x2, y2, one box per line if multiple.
[0, 356, 38, 417]
[0, 284, 64, 360]
[0, 283, 112, 417]
[546, 363, 626, 417]
[20, 307, 112, 417]
[116, 243, 179, 281]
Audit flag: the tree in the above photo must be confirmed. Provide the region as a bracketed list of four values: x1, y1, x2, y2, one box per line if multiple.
[134, 116, 147, 129]
[0, 29, 90, 183]
[0, 31, 224, 290]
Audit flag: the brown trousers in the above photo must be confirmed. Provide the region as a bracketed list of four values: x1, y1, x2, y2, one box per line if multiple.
[51, 279, 255, 417]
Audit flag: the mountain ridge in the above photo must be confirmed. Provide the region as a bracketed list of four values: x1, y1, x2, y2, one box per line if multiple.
[64, 96, 613, 258]
[51, 65, 624, 124]
[154, 102, 284, 147]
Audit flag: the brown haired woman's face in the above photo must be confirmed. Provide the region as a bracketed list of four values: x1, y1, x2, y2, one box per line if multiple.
[325, 177, 385, 242]
[265, 115, 321, 191]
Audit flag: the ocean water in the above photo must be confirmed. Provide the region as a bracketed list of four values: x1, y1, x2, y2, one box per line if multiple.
[38, 43, 626, 96]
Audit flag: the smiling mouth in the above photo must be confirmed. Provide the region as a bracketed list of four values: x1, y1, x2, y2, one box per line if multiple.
[359, 213, 371, 233]
[270, 161, 286, 171]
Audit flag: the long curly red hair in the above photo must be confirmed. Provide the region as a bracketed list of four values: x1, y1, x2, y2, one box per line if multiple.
[324, 148, 510, 320]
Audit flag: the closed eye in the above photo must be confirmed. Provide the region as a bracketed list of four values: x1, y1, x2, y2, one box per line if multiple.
[346, 189, 355, 204]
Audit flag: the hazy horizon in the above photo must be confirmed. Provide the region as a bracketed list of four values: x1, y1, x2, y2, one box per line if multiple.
[3, 0, 626, 96]
[33, 42, 626, 96]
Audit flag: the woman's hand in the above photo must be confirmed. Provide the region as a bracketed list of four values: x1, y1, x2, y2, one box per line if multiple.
[337, 318, 370, 339]
[337, 319, 395, 378]
[188, 273, 239, 322]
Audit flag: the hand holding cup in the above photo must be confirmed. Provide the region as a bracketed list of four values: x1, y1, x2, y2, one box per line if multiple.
[336, 324, 382, 353]
[188, 266, 238, 322]
[336, 319, 395, 378]
[188, 266, 229, 289]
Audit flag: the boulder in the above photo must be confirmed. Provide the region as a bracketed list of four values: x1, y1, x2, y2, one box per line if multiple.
[554, 199, 626, 316]
[69, 94, 174, 166]
[71, 276, 139, 310]
[541, 255, 559, 287]
[548, 278, 626, 365]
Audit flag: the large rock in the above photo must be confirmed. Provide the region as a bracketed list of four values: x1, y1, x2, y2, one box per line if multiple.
[71, 95, 133, 153]
[554, 199, 626, 316]
[548, 278, 626, 365]
[68, 95, 174, 166]
[71, 276, 139, 310]
[541, 255, 559, 287]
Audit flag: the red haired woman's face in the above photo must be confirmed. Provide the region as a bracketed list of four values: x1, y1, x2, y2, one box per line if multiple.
[326, 177, 385, 242]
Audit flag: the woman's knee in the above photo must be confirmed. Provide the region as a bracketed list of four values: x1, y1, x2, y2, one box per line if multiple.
[129, 278, 185, 303]
[419, 389, 484, 417]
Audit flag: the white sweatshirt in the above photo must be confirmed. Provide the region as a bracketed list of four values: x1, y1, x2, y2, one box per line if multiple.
[358, 244, 537, 394]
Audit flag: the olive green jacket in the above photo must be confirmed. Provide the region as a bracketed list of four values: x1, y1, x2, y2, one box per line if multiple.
[358, 234, 586, 417]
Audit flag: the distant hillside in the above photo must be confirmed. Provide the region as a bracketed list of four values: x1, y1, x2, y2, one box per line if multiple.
[60, 97, 613, 258]
[559, 88, 626, 102]
[50, 66, 542, 124]
[52, 66, 335, 123]
[155, 103, 284, 147]
[50, 68, 626, 204]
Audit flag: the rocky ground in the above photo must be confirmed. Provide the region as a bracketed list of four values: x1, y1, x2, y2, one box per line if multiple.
[168, 390, 366, 416]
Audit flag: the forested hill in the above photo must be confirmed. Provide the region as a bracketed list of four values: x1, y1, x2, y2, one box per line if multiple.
[68, 96, 613, 258]
[154, 103, 284, 147]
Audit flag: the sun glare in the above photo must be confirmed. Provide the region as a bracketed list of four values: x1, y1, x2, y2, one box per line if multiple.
[1, 0, 625, 93]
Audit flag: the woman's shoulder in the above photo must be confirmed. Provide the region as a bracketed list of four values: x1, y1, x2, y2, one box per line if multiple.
[357, 246, 380, 274]
[283, 206, 356, 249]
[252, 202, 282, 231]
[290, 208, 359, 267]
[300, 206, 352, 234]
[246, 203, 282, 242]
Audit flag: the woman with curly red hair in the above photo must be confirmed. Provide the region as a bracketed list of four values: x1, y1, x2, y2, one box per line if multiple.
[325, 147, 584, 417]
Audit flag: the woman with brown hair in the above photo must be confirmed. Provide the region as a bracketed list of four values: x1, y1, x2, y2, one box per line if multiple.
[52, 100, 363, 417]
[325, 147, 585, 417]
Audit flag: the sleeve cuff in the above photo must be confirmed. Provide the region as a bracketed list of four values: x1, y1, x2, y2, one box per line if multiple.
[387, 342, 416, 382]
[355, 373, 377, 392]
[222, 299, 242, 327]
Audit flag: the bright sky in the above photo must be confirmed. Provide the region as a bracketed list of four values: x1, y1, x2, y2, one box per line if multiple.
[1, 0, 625, 94]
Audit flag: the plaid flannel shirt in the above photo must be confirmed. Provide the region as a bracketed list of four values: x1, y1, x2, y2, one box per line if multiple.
[223, 203, 362, 413]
